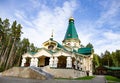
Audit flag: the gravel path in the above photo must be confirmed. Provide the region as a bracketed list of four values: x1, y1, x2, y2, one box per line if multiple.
[0, 75, 106, 83]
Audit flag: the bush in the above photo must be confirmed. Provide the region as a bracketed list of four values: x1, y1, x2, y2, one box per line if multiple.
[105, 75, 120, 82]
[0, 66, 5, 72]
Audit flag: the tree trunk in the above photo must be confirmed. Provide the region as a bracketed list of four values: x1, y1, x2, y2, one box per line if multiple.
[11, 48, 17, 66]
[0, 45, 6, 57]
[5, 38, 16, 69]
[16, 52, 22, 66]
[0, 46, 6, 65]
[0, 37, 12, 67]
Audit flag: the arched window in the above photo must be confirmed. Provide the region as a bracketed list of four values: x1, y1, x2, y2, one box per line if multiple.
[48, 45, 54, 50]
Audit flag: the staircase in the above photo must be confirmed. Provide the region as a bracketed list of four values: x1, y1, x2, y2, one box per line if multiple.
[29, 66, 54, 79]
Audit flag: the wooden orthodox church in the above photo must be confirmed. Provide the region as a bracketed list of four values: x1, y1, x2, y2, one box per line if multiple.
[21, 17, 93, 78]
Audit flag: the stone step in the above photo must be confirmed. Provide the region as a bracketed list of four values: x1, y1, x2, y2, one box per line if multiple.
[29, 66, 54, 79]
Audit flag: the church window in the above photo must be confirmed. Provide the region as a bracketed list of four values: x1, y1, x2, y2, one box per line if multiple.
[48, 45, 54, 50]
[67, 43, 70, 45]
[68, 34, 71, 36]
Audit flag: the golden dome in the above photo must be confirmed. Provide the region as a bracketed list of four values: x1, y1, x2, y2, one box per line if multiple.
[69, 17, 74, 20]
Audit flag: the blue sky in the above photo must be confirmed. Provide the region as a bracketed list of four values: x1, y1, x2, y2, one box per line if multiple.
[0, 0, 120, 55]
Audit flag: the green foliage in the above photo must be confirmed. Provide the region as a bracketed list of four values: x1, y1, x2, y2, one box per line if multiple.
[101, 50, 112, 66]
[86, 43, 94, 53]
[74, 76, 95, 80]
[30, 43, 38, 52]
[55, 76, 95, 80]
[105, 75, 120, 82]
[93, 54, 101, 73]
[100, 50, 120, 67]
[93, 54, 101, 66]
[80, 44, 85, 48]
[86, 43, 93, 48]
[0, 18, 38, 70]
[0, 65, 5, 72]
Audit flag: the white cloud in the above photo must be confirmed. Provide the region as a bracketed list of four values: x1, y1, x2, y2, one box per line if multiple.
[1, 0, 119, 55]
[93, 1, 120, 54]
[21, 0, 78, 47]
[30, 0, 41, 8]
[96, 0, 120, 28]
[77, 0, 120, 55]
[20, 0, 120, 55]
[103, 31, 120, 40]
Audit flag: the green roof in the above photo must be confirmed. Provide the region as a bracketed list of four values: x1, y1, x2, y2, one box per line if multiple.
[64, 18, 79, 40]
[109, 67, 120, 70]
[78, 48, 92, 55]
[28, 51, 36, 55]
[104, 66, 120, 70]
[57, 43, 63, 48]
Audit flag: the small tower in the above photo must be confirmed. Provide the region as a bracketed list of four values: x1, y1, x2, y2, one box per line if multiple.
[42, 30, 57, 50]
[62, 17, 80, 50]
[50, 29, 54, 40]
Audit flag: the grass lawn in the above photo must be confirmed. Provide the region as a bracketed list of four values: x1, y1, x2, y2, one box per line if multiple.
[55, 76, 95, 80]
[74, 76, 95, 80]
[105, 75, 120, 82]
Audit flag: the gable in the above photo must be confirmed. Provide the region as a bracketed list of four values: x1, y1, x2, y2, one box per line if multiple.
[53, 50, 71, 57]
[34, 49, 52, 57]
[22, 53, 33, 58]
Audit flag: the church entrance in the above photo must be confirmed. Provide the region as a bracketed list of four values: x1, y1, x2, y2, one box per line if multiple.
[24, 57, 31, 67]
[45, 57, 50, 66]
[72, 58, 75, 69]
[58, 56, 67, 68]
[38, 56, 50, 67]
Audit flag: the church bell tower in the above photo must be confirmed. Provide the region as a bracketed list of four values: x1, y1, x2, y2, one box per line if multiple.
[62, 17, 81, 50]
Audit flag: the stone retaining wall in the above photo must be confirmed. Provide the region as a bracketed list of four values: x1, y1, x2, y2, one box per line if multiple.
[42, 66, 87, 78]
[2, 67, 46, 80]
